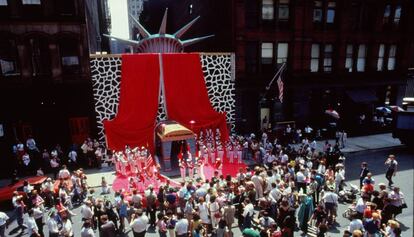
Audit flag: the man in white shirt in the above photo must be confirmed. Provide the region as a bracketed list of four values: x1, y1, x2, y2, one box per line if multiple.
[348, 213, 364, 233]
[269, 183, 282, 203]
[26, 209, 40, 237]
[68, 149, 78, 167]
[0, 211, 9, 237]
[47, 211, 59, 237]
[58, 165, 71, 179]
[251, 171, 264, 199]
[33, 204, 44, 237]
[322, 188, 338, 221]
[81, 200, 94, 221]
[130, 209, 149, 237]
[174, 212, 189, 237]
[131, 190, 143, 208]
[242, 198, 255, 229]
[296, 167, 307, 193]
[335, 166, 345, 193]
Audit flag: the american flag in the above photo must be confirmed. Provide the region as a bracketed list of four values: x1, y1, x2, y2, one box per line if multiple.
[277, 75, 284, 103]
[146, 153, 154, 168]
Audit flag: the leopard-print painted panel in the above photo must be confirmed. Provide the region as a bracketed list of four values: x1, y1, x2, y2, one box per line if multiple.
[91, 53, 235, 142]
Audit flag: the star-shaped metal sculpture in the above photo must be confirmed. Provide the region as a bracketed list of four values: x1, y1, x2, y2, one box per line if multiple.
[104, 8, 214, 53]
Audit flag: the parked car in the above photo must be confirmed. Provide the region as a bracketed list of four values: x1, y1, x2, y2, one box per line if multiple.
[0, 176, 47, 203]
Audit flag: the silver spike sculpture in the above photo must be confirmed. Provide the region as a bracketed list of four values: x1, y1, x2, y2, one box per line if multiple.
[104, 8, 214, 53]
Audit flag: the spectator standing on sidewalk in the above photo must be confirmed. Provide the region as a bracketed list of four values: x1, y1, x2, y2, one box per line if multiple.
[359, 162, 369, 188]
[385, 154, 398, 187]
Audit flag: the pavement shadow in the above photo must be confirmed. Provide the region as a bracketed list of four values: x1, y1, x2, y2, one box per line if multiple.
[8, 226, 24, 236]
[400, 222, 410, 232]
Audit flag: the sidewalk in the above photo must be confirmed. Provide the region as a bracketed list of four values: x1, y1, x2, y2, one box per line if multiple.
[305, 133, 402, 153]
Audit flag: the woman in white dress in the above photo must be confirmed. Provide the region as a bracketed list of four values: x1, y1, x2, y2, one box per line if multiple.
[197, 197, 210, 229]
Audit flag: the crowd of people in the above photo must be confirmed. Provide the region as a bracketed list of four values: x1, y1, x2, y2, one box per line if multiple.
[11, 136, 105, 179]
[0, 127, 407, 237]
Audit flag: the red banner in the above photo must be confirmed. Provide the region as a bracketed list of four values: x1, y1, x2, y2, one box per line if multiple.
[103, 54, 160, 151]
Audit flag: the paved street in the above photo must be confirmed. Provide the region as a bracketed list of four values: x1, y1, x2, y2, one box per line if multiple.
[329, 146, 413, 236]
[3, 146, 413, 237]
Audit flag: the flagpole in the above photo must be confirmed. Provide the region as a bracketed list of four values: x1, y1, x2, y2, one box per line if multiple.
[261, 63, 286, 99]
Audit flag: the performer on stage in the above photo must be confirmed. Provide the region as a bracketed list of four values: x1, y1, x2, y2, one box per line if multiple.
[217, 144, 224, 162]
[127, 148, 136, 175]
[214, 157, 223, 176]
[237, 143, 243, 164]
[227, 141, 234, 164]
[210, 146, 216, 164]
[118, 152, 127, 177]
[113, 151, 121, 174]
[206, 141, 212, 164]
[187, 157, 194, 180]
[196, 156, 205, 181]
[179, 159, 187, 182]
[202, 145, 208, 165]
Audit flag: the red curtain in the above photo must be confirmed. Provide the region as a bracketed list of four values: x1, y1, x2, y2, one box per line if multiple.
[162, 53, 229, 142]
[103, 54, 160, 151]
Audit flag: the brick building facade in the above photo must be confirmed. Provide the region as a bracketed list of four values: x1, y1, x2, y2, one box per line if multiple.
[0, 0, 95, 163]
[234, 0, 414, 133]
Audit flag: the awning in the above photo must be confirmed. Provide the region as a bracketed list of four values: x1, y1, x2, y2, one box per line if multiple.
[346, 90, 378, 103]
[156, 120, 195, 142]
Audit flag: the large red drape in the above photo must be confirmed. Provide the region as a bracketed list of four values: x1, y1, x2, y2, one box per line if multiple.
[103, 54, 160, 151]
[162, 53, 229, 142]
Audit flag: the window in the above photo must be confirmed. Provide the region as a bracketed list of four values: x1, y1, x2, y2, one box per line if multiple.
[28, 37, 50, 76]
[326, 2, 336, 24]
[22, 0, 40, 4]
[313, 1, 323, 23]
[59, 37, 80, 74]
[62, 56, 79, 66]
[350, 1, 360, 29]
[246, 0, 259, 28]
[262, 0, 274, 20]
[394, 5, 401, 25]
[278, 0, 289, 20]
[345, 45, 353, 72]
[276, 43, 288, 64]
[0, 60, 16, 75]
[311, 44, 320, 72]
[261, 42, 273, 64]
[246, 42, 258, 73]
[0, 39, 19, 77]
[323, 44, 333, 72]
[357, 44, 366, 72]
[0, 0, 7, 6]
[387, 45, 396, 70]
[377, 44, 385, 71]
[383, 5, 391, 24]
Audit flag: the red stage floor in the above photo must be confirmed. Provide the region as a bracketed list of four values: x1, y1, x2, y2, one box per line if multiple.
[112, 161, 246, 193]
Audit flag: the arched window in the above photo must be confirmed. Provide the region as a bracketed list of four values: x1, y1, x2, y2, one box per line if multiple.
[58, 36, 80, 74]
[26, 35, 51, 76]
[0, 37, 20, 77]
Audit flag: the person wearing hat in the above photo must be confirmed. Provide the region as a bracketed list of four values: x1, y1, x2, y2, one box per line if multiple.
[385, 154, 398, 187]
